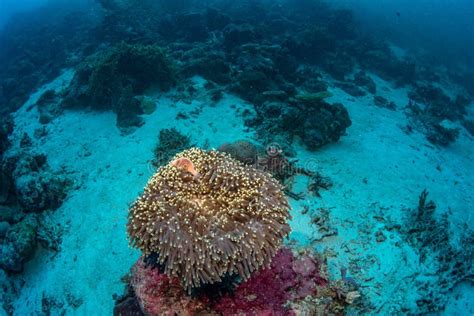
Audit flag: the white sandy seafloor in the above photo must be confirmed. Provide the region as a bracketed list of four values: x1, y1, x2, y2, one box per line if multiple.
[6, 69, 474, 315]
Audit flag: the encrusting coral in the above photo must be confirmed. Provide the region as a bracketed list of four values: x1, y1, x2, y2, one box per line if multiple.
[127, 148, 291, 291]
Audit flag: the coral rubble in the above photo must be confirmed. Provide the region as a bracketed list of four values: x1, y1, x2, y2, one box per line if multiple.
[401, 190, 474, 313]
[405, 85, 469, 145]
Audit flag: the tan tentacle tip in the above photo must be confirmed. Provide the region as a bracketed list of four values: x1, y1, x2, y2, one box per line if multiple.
[171, 157, 200, 178]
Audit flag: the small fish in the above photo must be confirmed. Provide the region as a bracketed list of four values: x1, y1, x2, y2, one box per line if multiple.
[171, 157, 200, 179]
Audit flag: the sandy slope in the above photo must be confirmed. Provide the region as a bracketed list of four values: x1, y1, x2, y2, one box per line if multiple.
[9, 71, 473, 314]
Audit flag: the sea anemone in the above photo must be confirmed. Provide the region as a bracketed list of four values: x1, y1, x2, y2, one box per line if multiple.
[127, 148, 291, 291]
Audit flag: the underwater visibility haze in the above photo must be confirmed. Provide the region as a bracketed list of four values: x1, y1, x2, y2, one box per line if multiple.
[0, 0, 473, 315]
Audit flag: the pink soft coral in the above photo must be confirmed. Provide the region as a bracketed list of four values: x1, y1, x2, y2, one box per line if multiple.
[214, 248, 298, 314]
[129, 247, 352, 315]
[131, 259, 210, 315]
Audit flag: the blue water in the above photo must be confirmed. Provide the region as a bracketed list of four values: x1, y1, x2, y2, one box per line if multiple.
[0, 1, 473, 315]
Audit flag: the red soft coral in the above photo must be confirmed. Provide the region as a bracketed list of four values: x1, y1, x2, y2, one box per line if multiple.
[213, 248, 321, 314]
[130, 248, 337, 315]
[131, 259, 209, 315]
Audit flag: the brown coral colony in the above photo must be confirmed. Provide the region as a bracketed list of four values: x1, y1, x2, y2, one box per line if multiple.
[127, 148, 291, 291]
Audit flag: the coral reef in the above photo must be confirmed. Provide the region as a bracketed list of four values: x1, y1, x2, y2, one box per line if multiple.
[0, 3, 99, 114]
[180, 53, 231, 84]
[114, 85, 144, 133]
[0, 1, 472, 314]
[2, 152, 70, 212]
[0, 214, 38, 272]
[1, 0, 472, 128]
[115, 246, 358, 315]
[2, 0, 469, 143]
[0, 132, 71, 312]
[36, 213, 63, 252]
[127, 148, 291, 291]
[88, 44, 175, 104]
[426, 121, 460, 146]
[247, 93, 351, 151]
[405, 84, 470, 145]
[354, 40, 417, 86]
[223, 23, 260, 50]
[336, 82, 367, 97]
[0, 145, 70, 274]
[61, 43, 176, 130]
[0, 268, 17, 314]
[409, 84, 467, 121]
[228, 43, 298, 104]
